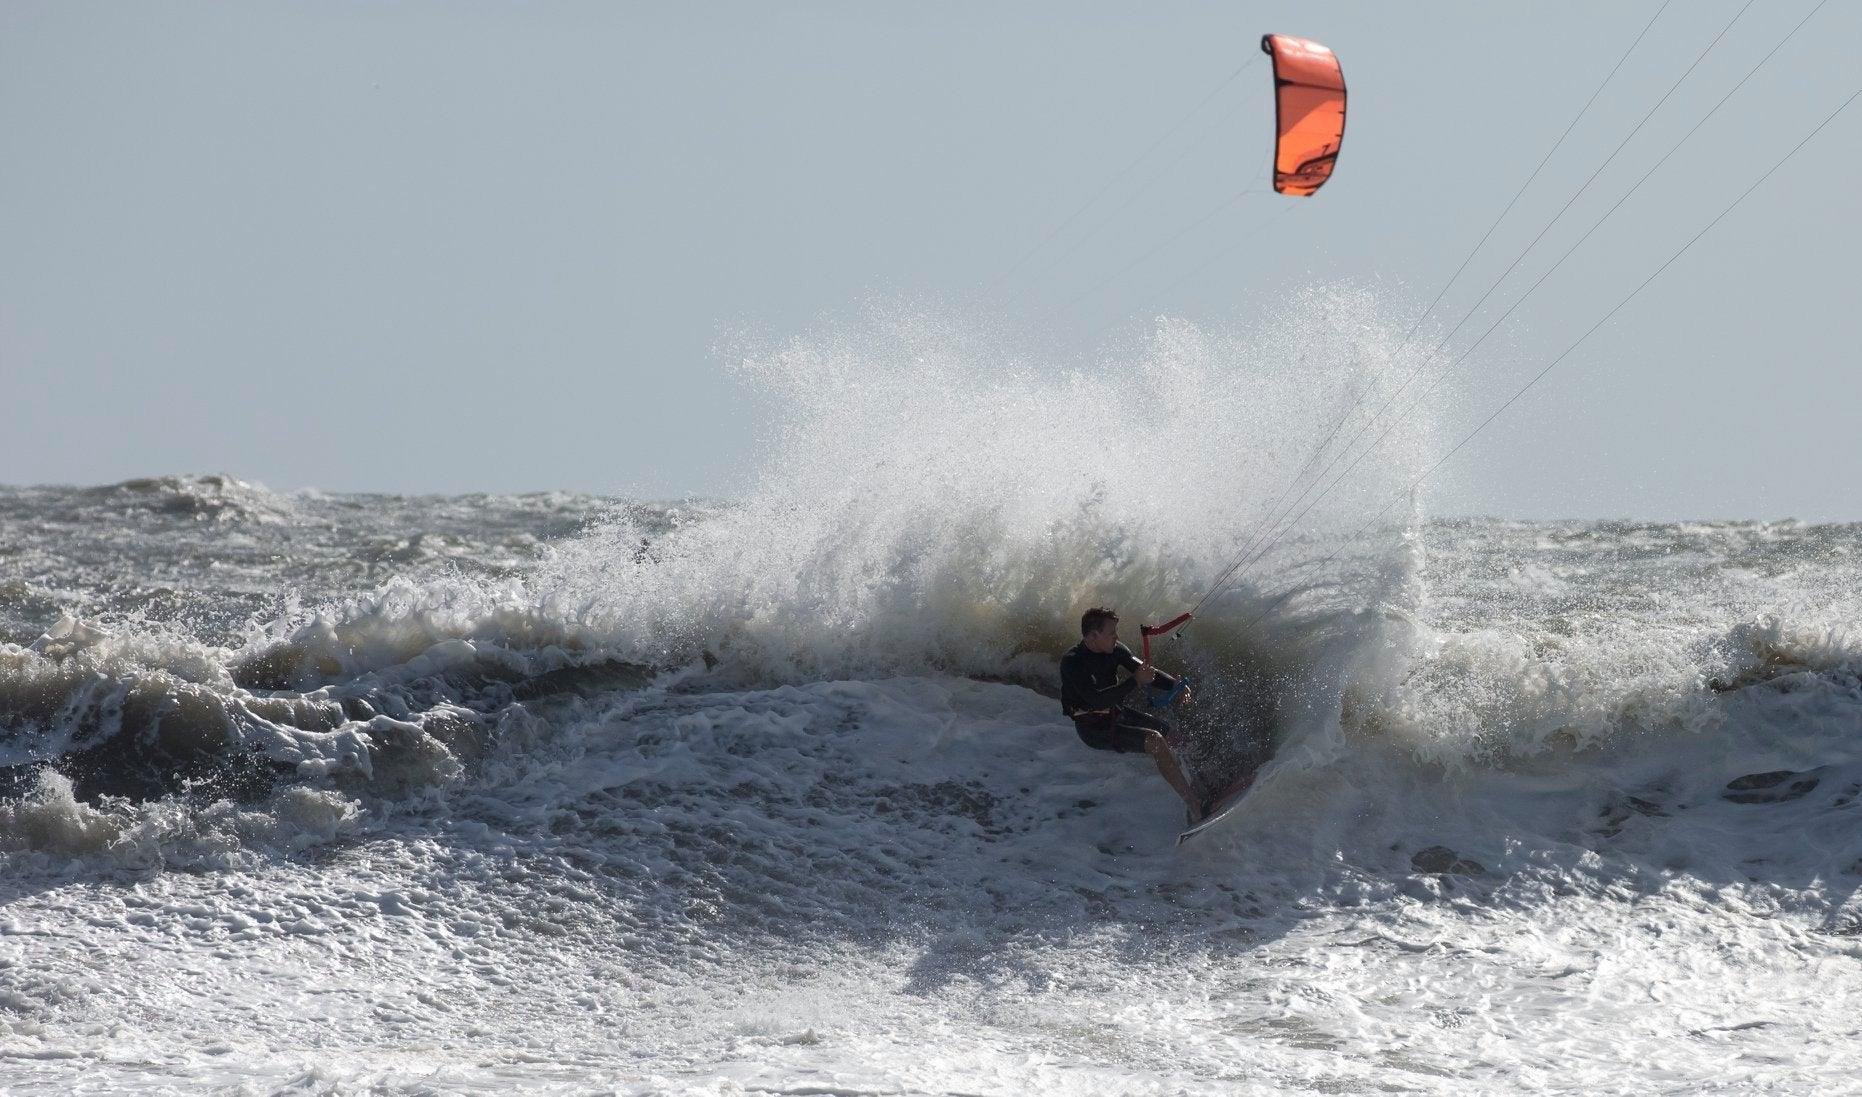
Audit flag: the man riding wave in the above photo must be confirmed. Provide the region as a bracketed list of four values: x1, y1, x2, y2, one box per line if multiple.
[1061, 606, 1210, 823]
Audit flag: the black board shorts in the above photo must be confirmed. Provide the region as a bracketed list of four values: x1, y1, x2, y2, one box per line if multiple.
[1073, 709, 1169, 754]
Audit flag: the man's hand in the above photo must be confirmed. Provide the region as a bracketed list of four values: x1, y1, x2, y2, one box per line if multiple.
[1134, 663, 1156, 687]
[1176, 684, 1194, 706]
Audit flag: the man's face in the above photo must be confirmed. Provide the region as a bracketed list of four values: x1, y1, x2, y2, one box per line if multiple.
[1084, 622, 1118, 654]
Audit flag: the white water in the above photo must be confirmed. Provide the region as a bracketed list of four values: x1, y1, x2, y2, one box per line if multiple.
[2, 299, 1860, 1093]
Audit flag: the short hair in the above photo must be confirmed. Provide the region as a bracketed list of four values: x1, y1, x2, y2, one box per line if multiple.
[1080, 607, 1118, 637]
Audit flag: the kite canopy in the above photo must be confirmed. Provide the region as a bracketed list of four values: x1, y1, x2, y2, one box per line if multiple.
[1260, 34, 1347, 196]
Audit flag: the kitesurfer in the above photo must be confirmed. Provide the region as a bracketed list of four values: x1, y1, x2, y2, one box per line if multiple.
[1061, 607, 1210, 822]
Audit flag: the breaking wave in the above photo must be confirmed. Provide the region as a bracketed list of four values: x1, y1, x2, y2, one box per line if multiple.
[1, 296, 1857, 881]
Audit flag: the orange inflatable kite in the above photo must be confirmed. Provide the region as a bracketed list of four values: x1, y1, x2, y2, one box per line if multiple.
[1260, 34, 1346, 196]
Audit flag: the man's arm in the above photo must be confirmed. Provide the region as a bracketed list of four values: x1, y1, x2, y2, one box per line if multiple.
[1113, 643, 1179, 691]
[1061, 652, 1139, 710]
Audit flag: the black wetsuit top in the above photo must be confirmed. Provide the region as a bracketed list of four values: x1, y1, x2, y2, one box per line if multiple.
[1058, 641, 1179, 717]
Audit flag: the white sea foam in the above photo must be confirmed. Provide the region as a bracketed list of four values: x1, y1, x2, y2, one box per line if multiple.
[4, 669, 1860, 1093]
[2, 301, 1861, 1092]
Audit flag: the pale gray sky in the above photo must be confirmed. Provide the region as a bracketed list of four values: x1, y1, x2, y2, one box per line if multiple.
[3, 2, 1857, 518]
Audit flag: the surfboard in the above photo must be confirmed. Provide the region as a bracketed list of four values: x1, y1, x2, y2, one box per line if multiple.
[1176, 770, 1260, 845]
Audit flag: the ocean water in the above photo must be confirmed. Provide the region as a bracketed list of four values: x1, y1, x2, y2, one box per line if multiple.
[3, 306, 1861, 1094]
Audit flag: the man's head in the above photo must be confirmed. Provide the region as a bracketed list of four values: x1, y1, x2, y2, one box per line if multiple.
[1080, 607, 1119, 653]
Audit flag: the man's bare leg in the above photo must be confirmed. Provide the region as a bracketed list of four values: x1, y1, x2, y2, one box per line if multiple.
[1144, 730, 1205, 818]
